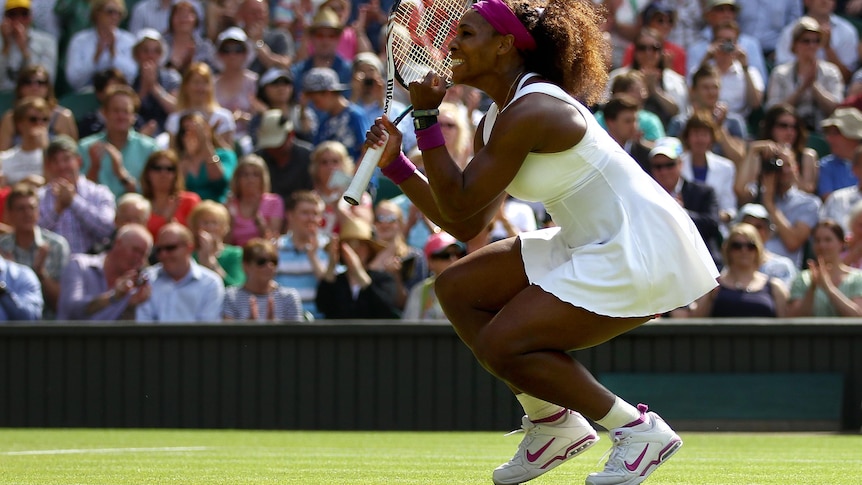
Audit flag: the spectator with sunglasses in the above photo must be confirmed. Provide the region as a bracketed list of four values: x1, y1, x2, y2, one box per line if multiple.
[402, 231, 466, 321]
[213, 27, 266, 150]
[0, 96, 50, 186]
[0, 65, 77, 151]
[140, 149, 200, 238]
[64, 0, 137, 92]
[136, 221, 224, 322]
[223, 238, 304, 321]
[620, 2, 686, 76]
[368, 199, 428, 310]
[788, 219, 862, 317]
[0, 0, 57, 92]
[687, 222, 788, 318]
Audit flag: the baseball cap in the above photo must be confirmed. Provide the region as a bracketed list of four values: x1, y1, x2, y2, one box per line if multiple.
[5, 0, 30, 11]
[641, 1, 675, 23]
[423, 232, 466, 260]
[217, 26, 248, 47]
[256, 110, 294, 150]
[738, 203, 769, 222]
[792, 16, 822, 42]
[259, 68, 293, 87]
[821, 107, 862, 140]
[303, 67, 348, 93]
[705, 0, 738, 11]
[648, 137, 683, 160]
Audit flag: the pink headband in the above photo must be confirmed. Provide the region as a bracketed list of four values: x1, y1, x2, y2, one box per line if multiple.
[472, 0, 537, 51]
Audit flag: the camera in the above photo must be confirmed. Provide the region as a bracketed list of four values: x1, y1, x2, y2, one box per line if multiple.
[135, 273, 149, 286]
[719, 41, 735, 53]
[761, 156, 785, 173]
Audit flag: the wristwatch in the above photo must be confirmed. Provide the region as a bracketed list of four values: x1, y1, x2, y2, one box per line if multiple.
[255, 39, 265, 49]
[413, 116, 438, 130]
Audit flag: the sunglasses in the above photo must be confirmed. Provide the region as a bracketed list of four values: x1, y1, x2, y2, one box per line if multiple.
[219, 44, 247, 54]
[22, 78, 48, 87]
[27, 115, 49, 124]
[729, 241, 757, 251]
[150, 164, 176, 173]
[774, 121, 797, 130]
[155, 243, 182, 254]
[375, 214, 399, 223]
[253, 257, 278, 266]
[651, 162, 677, 171]
[635, 43, 662, 52]
[430, 251, 463, 260]
[5, 8, 30, 19]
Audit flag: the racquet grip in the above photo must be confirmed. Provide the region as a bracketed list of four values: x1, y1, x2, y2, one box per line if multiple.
[343, 141, 386, 206]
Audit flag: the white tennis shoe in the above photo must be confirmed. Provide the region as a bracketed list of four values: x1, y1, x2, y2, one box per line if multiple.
[585, 404, 682, 485]
[492, 409, 599, 485]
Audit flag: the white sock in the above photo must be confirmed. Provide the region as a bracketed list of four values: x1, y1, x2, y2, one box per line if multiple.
[595, 396, 645, 430]
[516, 394, 566, 422]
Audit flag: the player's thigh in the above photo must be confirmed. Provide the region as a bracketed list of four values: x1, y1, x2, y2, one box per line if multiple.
[434, 236, 530, 314]
[478, 285, 651, 359]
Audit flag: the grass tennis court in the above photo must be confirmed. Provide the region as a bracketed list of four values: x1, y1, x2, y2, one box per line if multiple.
[0, 429, 859, 484]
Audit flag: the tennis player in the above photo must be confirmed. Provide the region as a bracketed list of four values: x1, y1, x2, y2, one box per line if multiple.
[365, 0, 719, 483]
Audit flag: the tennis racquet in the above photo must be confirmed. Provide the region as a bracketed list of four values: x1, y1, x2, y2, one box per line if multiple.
[342, 0, 471, 205]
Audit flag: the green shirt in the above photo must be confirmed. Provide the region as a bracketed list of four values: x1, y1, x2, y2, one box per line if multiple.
[790, 269, 862, 316]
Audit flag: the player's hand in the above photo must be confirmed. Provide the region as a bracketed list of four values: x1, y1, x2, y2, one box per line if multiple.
[367, 115, 403, 168]
[409, 72, 447, 111]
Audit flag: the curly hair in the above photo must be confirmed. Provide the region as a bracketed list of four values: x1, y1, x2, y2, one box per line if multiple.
[510, 0, 610, 106]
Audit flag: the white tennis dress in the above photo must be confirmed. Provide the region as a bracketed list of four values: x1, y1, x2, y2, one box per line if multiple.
[483, 74, 719, 317]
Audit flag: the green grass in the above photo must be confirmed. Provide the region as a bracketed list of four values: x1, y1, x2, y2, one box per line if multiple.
[0, 429, 860, 484]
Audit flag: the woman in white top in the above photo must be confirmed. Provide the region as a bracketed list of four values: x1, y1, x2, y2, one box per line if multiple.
[366, 1, 718, 484]
[64, 0, 137, 92]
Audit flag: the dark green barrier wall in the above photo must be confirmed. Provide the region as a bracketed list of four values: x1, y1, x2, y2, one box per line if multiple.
[0, 319, 860, 431]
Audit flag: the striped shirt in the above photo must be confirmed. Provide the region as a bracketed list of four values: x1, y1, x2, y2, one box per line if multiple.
[223, 286, 304, 322]
[38, 176, 115, 254]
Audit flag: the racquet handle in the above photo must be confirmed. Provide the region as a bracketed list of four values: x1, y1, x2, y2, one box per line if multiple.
[343, 140, 386, 205]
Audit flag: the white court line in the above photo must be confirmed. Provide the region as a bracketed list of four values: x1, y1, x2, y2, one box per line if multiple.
[1, 446, 209, 456]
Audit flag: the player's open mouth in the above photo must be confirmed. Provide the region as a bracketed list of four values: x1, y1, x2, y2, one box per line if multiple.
[450, 58, 464, 66]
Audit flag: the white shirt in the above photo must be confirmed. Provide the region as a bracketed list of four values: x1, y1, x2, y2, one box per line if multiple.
[820, 185, 862, 233]
[0, 147, 43, 186]
[64, 27, 138, 92]
[715, 60, 764, 117]
[775, 14, 859, 72]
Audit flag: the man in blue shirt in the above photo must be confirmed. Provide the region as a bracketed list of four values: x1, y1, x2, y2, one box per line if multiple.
[818, 107, 862, 201]
[0, 253, 43, 321]
[303, 67, 369, 160]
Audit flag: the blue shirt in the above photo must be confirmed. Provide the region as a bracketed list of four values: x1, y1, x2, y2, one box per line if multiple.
[136, 261, 225, 323]
[313, 103, 370, 161]
[275, 232, 330, 319]
[0, 257, 43, 321]
[818, 154, 857, 199]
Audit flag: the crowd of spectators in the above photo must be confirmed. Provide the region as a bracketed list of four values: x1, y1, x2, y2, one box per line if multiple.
[4, 0, 862, 322]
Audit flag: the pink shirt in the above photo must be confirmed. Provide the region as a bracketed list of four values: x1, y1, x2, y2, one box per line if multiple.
[228, 193, 284, 247]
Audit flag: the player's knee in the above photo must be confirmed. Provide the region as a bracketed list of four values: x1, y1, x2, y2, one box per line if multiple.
[472, 328, 518, 379]
[433, 266, 460, 310]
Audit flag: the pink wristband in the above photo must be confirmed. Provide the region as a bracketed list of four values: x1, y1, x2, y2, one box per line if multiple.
[381, 152, 417, 184]
[416, 124, 445, 151]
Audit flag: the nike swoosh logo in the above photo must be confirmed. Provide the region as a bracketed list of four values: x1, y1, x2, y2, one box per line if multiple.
[624, 445, 650, 471]
[526, 438, 556, 463]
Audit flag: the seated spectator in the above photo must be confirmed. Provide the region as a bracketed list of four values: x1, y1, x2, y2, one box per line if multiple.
[172, 111, 237, 203]
[75, 68, 130, 139]
[309, 140, 373, 237]
[78, 85, 159, 198]
[0, 182, 69, 317]
[649, 136, 723, 267]
[165, 62, 237, 151]
[87, 191, 153, 255]
[0, 96, 49, 187]
[276, 190, 330, 318]
[817, 107, 862, 200]
[368, 200, 429, 310]
[302, 67, 369, 160]
[56, 223, 152, 321]
[136, 222, 224, 322]
[598, 70, 665, 142]
[820, 145, 862, 234]
[678, 110, 738, 230]
[788, 220, 862, 316]
[842, 199, 862, 269]
[251, 69, 316, 144]
[667, 64, 747, 164]
[686, 0, 767, 83]
[757, 104, 819, 195]
[775, 6, 858, 82]
[131, 29, 180, 137]
[38, 136, 115, 254]
[253, 109, 314, 204]
[187, 200, 244, 287]
[694, 20, 764, 119]
[234, 0, 295, 76]
[620, 1, 687, 76]
[608, 28, 688, 127]
[311, 0, 373, 62]
[349, 52, 415, 152]
[290, 6, 352, 96]
[402, 232, 466, 321]
[735, 0, 802, 61]
[0, 0, 58, 92]
[601, 95, 653, 171]
[315, 215, 401, 319]
[213, 27, 265, 149]
[223, 238, 304, 321]
[163, 0, 216, 74]
[0, 65, 77, 150]
[226, 154, 283, 246]
[128, 0, 204, 37]
[688, 222, 788, 317]
[766, 17, 844, 134]
[738, 203, 798, 288]
[0, 250, 42, 320]
[64, 0, 137, 92]
[140, 149, 200, 238]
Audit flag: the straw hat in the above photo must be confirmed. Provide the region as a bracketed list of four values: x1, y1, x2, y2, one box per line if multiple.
[338, 216, 386, 252]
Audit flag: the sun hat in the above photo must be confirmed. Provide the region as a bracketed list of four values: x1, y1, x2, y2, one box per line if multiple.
[338, 216, 386, 252]
[256, 110, 294, 150]
[821, 107, 862, 140]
